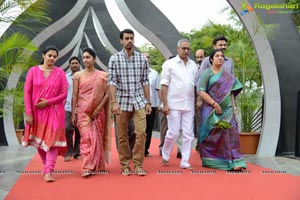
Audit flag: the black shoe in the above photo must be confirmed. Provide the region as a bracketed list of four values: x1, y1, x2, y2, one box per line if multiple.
[74, 155, 81, 160]
[176, 152, 182, 159]
[159, 150, 162, 156]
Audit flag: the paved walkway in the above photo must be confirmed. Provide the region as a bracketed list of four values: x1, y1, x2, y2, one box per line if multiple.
[1, 131, 300, 199]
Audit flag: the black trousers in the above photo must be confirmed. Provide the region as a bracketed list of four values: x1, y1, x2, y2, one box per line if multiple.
[145, 107, 157, 155]
[65, 111, 80, 157]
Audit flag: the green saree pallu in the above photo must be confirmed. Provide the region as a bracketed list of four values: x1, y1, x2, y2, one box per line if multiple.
[198, 68, 246, 170]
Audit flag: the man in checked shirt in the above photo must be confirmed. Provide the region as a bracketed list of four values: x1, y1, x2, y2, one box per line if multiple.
[108, 29, 152, 176]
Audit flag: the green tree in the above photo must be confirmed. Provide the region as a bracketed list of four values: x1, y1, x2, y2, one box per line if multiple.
[139, 44, 165, 73]
[285, 0, 300, 33]
[184, 23, 238, 61]
[0, 33, 38, 126]
[183, 9, 266, 132]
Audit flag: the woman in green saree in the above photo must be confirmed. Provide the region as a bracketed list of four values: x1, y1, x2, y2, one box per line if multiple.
[198, 49, 246, 171]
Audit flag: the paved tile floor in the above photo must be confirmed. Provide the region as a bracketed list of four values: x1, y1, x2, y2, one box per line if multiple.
[1, 132, 300, 199]
[0, 145, 36, 199]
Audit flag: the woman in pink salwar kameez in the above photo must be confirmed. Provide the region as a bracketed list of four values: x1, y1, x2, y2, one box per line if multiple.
[23, 46, 68, 182]
[72, 48, 111, 177]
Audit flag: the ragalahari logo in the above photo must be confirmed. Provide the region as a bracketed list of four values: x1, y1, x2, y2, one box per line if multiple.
[240, 2, 254, 16]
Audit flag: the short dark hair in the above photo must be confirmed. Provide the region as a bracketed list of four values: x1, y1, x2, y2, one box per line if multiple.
[213, 36, 227, 45]
[120, 29, 134, 40]
[82, 47, 96, 59]
[209, 49, 224, 64]
[68, 56, 80, 64]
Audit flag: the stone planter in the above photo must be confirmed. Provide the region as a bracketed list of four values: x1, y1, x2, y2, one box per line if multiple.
[239, 132, 260, 154]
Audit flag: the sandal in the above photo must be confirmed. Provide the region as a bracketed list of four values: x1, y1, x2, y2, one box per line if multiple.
[233, 166, 242, 171]
[44, 174, 55, 182]
[82, 170, 92, 177]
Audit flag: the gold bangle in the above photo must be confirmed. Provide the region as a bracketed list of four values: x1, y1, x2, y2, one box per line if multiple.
[212, 101, 216, 106]
[111, 99, 116, 104]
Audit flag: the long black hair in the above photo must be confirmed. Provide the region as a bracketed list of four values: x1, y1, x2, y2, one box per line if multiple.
[40, 45, 59, 64]
[82, 47, 96, 59]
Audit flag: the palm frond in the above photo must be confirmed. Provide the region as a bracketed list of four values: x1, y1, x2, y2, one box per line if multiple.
[0, 32, 39, 93]
[252, 15, 280, 40]
[0, 0, 19, 23]
[0, 32, 37, 56]
[0, 67, 9, 80]
[12, 0, 51, 29]
[1, 0, 51, 32]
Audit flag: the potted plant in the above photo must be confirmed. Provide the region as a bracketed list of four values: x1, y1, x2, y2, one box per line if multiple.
[228, 39, 264, 154]
[13, 84, 25, 144]
[0, 85, 25, 144]
[220, 20, 265, 154]
[237, 81, 263, 154]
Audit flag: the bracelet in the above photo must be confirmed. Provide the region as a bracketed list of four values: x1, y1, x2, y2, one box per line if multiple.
[111, 99, 116, 104]
[211, 101, 216, 106]
[233, 107, 237, 110]
[146, 102, 151, 106]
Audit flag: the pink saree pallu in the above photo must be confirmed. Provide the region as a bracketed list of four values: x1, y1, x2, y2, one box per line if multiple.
[74, 70, 111, 172]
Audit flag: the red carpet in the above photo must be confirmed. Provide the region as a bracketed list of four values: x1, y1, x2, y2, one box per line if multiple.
[5, 131, 300, 200]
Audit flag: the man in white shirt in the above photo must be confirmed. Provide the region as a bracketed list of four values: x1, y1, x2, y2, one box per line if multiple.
[143, 52, 160, 157]
[64, 56, 81, 162]
[157, 57, 182, 159]
[160, 39, 197, 169]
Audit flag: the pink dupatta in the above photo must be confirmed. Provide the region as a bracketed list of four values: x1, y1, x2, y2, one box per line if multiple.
[23, 66, 68, 155]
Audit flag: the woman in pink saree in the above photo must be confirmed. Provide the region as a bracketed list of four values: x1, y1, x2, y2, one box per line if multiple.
[72, 48, 111, 177]
[23, 46, 68, 182]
